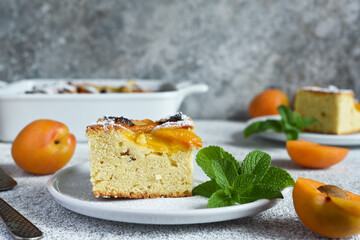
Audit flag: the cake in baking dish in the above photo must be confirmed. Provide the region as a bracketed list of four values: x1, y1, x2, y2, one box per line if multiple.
[26, 80, 149, 94]
[86, 113, 202, 199]
[294, 86, 360, 134]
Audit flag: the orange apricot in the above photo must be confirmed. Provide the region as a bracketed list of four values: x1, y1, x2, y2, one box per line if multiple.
[12, 120, 76, 175]
[293, 177, 360, 238]
[286, 140, 349, 169]
[248, 89, 290, 118]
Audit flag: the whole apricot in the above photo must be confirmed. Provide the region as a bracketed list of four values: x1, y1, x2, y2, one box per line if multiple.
[248, 89, 290, 118]
[286, 140, 349, 168]
[293, 177, 360, 238]
[11, 119, 76, 175]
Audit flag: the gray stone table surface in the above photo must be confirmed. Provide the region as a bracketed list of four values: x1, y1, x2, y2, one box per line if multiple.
[0, 120, 360, 240]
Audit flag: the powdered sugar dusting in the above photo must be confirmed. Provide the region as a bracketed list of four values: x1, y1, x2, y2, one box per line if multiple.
[87, 115, 129, 131]
[87, 112, 194, 131]
[153, 119, 193, 131]
[153, 112, 194, 131]
[30, 81, 77, 94]
[83, 85, 99, 94]
[302, 85, 353, 94]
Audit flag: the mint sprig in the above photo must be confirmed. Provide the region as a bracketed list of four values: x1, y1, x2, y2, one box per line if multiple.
[243, 105, 316, 140]
[192, 146, 295, 208]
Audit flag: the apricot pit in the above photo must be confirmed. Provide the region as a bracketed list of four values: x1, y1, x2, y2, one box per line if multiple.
[317, 185, 350, 200]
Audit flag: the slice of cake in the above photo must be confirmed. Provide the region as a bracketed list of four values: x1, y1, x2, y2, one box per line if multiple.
[86, 113, 202, 198]
[294, 86, 360, 134]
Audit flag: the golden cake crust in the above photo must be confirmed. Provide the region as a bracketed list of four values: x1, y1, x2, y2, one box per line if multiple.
[86, 113, 195, 134]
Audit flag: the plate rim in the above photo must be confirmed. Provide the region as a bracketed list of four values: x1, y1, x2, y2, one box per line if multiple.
[47, 162, 284, 224]
[246, 115, 360, 146]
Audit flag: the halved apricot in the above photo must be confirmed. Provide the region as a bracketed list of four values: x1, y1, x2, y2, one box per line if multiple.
[248, 89, 289, 118]
[152, 128, 202, 149]
[286, 140, 349, 169]
[293, 177, 360, 238]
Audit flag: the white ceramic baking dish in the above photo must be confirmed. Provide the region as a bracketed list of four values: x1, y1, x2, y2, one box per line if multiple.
[0, 79, 208, 142]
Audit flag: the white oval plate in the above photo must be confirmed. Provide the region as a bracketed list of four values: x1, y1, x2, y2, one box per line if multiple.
[47, 162, 283, 225]
[246, 115, 360, 146]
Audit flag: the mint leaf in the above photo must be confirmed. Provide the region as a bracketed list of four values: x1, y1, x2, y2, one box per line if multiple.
[278, 105, 295, 126]
[283, 125, 299, 141]
[196, 146, 240, 180]
[243, 105, 316, 140]
[193, 146, 295, 209]
[300, 118, 317, 129]
[234, 184, 284, 204]
[192, 180, 220, 198]
[258, 167, 295, 191]
[220, 148, 241, 171]
[212, 158, 238, 188]
[232, 173, 256, 194]
[294, 113, 317, 129]
[243, 120, 283, 138]
[207, 189, 235, 208]
[239, 150, 271, 181]
[196, 146, 219, 180]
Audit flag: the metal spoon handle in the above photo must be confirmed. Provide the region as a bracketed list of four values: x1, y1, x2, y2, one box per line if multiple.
[0, 167, 17, 191]
[0, 198, 43, 239]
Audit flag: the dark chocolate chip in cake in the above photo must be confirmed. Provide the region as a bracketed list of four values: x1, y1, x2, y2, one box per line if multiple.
[104, 116, 135, 126]
[167, 112, 183, 122]
[158, 112, 184, 124]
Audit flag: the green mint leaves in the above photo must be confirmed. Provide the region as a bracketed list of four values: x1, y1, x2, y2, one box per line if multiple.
[192, 146, 295, 208]
[243, 105, 316, 140]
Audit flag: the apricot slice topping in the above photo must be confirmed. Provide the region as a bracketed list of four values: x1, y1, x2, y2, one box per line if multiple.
[286, 140, 349, 168]
[293, 177, 360, 238]
[355, 102, 360, 112]
[152, 128, 203, 149]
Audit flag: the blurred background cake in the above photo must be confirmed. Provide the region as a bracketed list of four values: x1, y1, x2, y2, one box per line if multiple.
[294, 86, 360, 134]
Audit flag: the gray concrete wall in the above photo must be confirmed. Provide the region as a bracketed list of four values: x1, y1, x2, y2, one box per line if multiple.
[1, 0, 360, 119]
